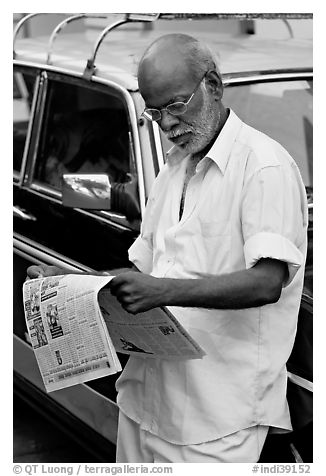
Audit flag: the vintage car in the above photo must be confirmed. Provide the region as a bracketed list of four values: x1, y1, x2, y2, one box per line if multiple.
[13, 13, 312, 462]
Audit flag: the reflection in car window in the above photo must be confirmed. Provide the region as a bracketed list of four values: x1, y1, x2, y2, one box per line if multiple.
[13, 71, 37, 172]
[33, 80, 140, 220]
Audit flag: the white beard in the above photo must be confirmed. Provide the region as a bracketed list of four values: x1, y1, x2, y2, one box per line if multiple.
[175, 87, 220, 156]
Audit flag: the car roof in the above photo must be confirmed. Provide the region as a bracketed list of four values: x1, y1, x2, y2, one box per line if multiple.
[14, 29, 313, 91]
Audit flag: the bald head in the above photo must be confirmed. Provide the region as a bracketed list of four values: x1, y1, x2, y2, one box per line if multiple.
[138, 34, 220, 88]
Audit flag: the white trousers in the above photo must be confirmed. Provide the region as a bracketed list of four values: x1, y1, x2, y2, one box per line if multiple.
[116, 411, 269, 463]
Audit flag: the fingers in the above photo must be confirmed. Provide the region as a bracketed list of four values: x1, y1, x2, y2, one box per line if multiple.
[27, 265, 45, 279]
[109, 273, 133, 294]
[109, 273, 138, 311]
[115, 293, 139, 315]
[26, 264, 63, 279]
[109, 275, 129, 299]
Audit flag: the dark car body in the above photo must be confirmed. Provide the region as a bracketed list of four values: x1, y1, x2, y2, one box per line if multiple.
[13, 14, 312, 462]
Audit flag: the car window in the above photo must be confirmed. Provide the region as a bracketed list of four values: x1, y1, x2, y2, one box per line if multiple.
[33, 78, 140, 220]
[13, 70, 37, 172]
[223, 79, 313, 191]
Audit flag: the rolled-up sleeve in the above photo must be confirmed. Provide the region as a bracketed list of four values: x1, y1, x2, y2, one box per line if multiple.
[241, 163, 307, 286]
[129, 235, 153, 274]
[128, 195, 155, 274]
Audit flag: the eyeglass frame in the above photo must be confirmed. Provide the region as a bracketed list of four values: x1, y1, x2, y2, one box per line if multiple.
[141, 70, 209, 122]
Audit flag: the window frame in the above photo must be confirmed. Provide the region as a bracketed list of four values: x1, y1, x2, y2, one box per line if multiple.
[14, 62, 145, 230]
[13, 66, 42, 184]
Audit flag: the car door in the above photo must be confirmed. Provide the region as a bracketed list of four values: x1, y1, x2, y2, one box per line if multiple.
[13, 68, 141, 405]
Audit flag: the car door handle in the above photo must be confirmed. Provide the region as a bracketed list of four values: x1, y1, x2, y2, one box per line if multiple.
[13, 205, 37, 222]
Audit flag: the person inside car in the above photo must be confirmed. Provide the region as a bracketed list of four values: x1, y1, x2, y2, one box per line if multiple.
[27, 33, 308, 463]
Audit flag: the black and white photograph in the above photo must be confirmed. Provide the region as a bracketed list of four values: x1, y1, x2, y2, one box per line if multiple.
[12, 8, 313, 469]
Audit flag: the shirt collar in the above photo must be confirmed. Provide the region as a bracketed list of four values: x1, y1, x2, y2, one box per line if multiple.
[165, 109, 243, 175]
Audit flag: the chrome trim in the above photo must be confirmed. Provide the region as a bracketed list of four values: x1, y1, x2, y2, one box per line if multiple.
[83, 14, 160, 80]
[22, 185, 131, 232]
[12, 60, 137, 90]
[223, 71, 312, 86]
[13, 205, 37, 221]
[29, 182, 62, 200]
[282, 19, 294, 39]
[152, 122, 165, 171]
[127, 13, 160, 22]
[47, 14, 108, 65]
[287, 371, 313, 393]
[289, 444, 304, 464]
[74, 208, 129, 231]
[301, 291, 313, 306]
[83, 17, 130, 79]
[26, 71, 48, 185]
[13, 232, 94, 272]
[15, 73, 41, 187]
[14, 247, 47, 266]
[13, 14, 49, 57]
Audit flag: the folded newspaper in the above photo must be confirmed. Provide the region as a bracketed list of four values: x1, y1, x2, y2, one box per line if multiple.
[23, 274, 205, 392]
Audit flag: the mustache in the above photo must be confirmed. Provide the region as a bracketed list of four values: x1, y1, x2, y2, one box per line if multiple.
[166, 126, 194, 140]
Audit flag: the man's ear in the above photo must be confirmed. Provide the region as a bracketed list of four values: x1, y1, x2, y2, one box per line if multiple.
[205, 70, 223, 100]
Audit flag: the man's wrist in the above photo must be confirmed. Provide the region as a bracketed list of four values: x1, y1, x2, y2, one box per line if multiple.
[157, 277, 181, 307]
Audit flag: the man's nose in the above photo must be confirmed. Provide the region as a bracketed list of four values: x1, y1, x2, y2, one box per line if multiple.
[158, 109, 180, 131]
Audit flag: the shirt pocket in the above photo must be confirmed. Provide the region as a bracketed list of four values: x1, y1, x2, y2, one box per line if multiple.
[199, 219, 231, 273]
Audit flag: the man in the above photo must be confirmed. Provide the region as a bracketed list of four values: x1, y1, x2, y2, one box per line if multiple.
[27, 34, 308, 463]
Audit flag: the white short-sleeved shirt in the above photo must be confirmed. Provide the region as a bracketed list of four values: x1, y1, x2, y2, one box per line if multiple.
[116, 110, 308, 445]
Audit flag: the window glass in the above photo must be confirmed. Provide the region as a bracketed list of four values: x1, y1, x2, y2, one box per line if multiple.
[13, 70, 37, 172]
[33, 80, 140, 220]
[223, 80, 313, 190]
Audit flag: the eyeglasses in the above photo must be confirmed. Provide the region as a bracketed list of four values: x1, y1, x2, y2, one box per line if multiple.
[142, 71, 208, 122]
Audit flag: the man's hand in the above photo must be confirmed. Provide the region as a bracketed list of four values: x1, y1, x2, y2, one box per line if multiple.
[26, 264, 65, 280]
[109, 272, 166, 314]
